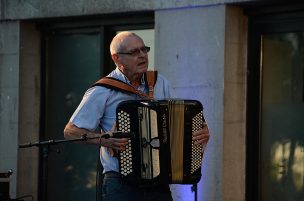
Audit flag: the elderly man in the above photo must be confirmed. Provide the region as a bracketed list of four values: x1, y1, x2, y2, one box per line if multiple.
[64, 31, 210, 201]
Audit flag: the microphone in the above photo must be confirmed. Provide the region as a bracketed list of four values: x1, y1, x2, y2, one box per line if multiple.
[104, 131, 135, 139]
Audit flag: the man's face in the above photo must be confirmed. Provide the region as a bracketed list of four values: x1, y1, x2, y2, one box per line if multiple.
[113, 36, 149, 79]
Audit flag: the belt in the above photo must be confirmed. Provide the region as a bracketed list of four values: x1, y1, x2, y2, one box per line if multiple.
[104, 171, 121, 178]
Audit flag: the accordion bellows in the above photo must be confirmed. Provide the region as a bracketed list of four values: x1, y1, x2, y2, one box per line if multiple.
[116, 99, 206, 185]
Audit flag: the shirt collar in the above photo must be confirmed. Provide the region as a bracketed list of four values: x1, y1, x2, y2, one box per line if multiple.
[114, 67, 146, 87]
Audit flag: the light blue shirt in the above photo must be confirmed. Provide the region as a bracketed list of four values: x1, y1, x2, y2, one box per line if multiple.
[70, 67, 172, 172]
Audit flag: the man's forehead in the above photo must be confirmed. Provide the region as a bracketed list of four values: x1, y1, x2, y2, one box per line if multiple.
[122, 36, 144, 48]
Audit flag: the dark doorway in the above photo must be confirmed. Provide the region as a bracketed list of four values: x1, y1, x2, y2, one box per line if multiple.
[247, 7, 304, 201]
[44, 29, 102, 201]
[40, 14, 154, 201]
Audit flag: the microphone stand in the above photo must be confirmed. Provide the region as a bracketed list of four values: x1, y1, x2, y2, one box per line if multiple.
[191, 183, 198, 201]
[18, 133, 121, 201]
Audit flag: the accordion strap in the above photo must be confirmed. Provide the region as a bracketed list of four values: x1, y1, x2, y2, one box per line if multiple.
[92, 71, 157, 99]
[144, 70, 157, 98]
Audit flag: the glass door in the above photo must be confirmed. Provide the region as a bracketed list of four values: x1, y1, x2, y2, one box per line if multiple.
[247, 10, 304, 201]
[44, 31, 102, 201]
[260, 32, 304, 201]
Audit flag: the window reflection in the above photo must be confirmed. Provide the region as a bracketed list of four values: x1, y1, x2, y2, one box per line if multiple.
[270, 140, 304, 191]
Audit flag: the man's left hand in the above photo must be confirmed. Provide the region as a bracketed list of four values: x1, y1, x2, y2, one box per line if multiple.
[193, 122, 210, 145]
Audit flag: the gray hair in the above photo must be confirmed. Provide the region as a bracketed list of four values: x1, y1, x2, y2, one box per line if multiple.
[110, 31, 141, 55]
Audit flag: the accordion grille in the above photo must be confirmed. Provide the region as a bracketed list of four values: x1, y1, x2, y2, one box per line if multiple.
[191, 111, 204, 173]
[117, 110, 133, 176]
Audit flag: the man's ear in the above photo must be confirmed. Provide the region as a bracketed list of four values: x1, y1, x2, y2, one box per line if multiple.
[112, 54, 119, 63]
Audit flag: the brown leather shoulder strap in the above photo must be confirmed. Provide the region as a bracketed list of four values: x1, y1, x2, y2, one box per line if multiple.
[145, 70, 158, 98]
[92, 77, 151, 99]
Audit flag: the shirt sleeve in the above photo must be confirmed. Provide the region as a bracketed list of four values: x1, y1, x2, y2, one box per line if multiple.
[70, 86, 110, 131]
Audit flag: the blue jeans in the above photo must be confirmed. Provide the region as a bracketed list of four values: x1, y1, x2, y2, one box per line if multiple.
[101, 173, 173, 201]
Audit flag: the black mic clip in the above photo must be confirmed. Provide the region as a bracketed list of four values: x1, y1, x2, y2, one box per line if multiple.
[107, 131, 135, 139]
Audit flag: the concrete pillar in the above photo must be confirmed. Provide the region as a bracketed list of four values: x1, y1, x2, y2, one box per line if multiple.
[155, 5, 226, 201]
[223, 6, 247, 201]
[17, 22, 40, 200]
[0, 21, 40, 200]
[155, 5, 247, 201]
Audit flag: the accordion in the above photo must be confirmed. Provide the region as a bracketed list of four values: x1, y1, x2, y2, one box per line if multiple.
[116, 99, 206, 185]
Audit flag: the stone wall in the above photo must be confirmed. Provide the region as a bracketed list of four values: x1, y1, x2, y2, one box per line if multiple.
[0, 0, 253, 20]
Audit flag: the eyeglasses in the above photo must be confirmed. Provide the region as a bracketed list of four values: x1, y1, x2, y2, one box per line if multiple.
[117, 46, 150, 56]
